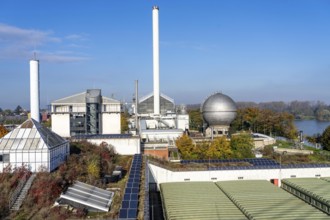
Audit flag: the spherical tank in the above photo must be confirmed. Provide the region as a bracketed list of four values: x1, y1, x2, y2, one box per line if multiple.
[201, 92, 237, 126]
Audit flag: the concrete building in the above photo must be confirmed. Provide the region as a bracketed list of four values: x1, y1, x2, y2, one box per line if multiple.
[0, 119, 69, 172]
[51, 89, 121, 137]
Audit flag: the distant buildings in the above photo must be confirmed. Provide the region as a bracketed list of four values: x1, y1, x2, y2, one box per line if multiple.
[51, 89, 121, 137]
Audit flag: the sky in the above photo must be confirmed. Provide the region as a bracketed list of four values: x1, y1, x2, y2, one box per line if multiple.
[0, 0, 330, 110]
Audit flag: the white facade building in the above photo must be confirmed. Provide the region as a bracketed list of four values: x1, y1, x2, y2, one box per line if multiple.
[51, 89, 121, 137]
[0, 119, 69, 172]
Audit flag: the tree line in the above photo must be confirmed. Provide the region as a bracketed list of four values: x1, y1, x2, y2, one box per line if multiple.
[236, 101, 330, 121]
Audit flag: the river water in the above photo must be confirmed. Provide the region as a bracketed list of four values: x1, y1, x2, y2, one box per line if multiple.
[294, 120, 330, 136]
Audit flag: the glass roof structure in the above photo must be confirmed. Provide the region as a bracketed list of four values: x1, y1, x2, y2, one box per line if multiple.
[0, 119, 67, 151]
[58, 181, 114, 212]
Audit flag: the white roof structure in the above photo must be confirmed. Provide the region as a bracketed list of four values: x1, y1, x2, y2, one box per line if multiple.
[0, 119, 67, 151]
[0, 119, 69, 172]
[52, 91, 120, 104]
[58, 181, 114, 212]
[139, 92, 174, 104]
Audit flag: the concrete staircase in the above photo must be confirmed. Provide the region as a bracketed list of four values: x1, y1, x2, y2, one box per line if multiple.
[10, 173, 36, 211]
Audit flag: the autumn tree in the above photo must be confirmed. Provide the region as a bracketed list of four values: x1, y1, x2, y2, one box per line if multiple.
[0, 125, 8, 138]
[321, 126, 330, 151]
[195, 141, 210, 159]
[121, 112, 129, 134]
[176, 135, 196, 159]
[188, 109, 203, 131]
[205, 136, 232, 159]
[230, 133, 255, 158]
[231, 107, 297, 139]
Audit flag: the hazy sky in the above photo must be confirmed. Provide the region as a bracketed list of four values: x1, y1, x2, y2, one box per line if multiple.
[1, 0, 329, 110]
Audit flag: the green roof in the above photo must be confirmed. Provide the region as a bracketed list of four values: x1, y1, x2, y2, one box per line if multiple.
[217, 180, 329, 220]
[283, 178, 330, 207]
[160, 182, 247, 220]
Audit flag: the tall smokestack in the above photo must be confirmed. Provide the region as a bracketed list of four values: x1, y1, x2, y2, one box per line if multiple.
[30, 59, 40, 122]
[152, 6, 160, 115]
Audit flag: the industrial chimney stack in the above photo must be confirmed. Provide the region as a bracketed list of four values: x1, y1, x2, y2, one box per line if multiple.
[152, 6, 160, 115]
[30, 59, 40, 122]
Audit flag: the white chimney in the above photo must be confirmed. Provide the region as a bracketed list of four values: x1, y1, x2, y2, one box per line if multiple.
[30, 59, 40, 122]
[152, 6, 160, 115]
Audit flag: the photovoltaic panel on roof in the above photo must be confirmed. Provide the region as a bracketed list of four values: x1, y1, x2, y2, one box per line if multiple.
[129, 200, 138, 209]
[127, 208, 137, 218]
[119, 209, 128, 218]
[122, 200, 129, 208]
[123, 194, 130, 200]
[130, 194, 138, 201]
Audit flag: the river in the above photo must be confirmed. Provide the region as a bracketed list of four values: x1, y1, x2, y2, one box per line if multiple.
[294, 120, 330, 136]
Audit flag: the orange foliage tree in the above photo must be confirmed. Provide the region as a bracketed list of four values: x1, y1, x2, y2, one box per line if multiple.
[0, 124, 8, 138]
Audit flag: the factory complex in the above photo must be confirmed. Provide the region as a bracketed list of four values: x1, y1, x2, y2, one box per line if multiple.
[1, 5, 330, 220]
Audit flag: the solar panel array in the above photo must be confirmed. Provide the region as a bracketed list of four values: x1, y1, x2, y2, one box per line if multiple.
[182, 158, 330, 170]
[181, 158, 279, 166]
[119, 154, 142, 219]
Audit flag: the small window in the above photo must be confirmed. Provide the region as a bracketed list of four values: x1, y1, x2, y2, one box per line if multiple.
[3, 154, 9, 163]
[315, 174, 321, 177]
[290, 175, 296, 178]
[0, 155, 2, 162]
[184, 178, 190, 181]
[211, 177, 217, 181]
[238, 177, 244, 180]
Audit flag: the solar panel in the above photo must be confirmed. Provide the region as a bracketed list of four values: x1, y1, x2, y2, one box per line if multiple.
[124, 194, 130, 200]
[129, 200, 138, 209]
[119, 209, 128, 218]
[122, 200, 129, 208]
[127, 208, 137, 218]
[131, 193, 138, 201]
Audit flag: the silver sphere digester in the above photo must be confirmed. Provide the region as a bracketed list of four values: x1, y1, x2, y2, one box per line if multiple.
[201, 92, 237, 126]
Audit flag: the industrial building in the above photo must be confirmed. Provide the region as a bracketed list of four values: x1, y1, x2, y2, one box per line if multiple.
[138, 93, 175, 115]
[0, 118, 69, 172]
[51, 89, 121, 137]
